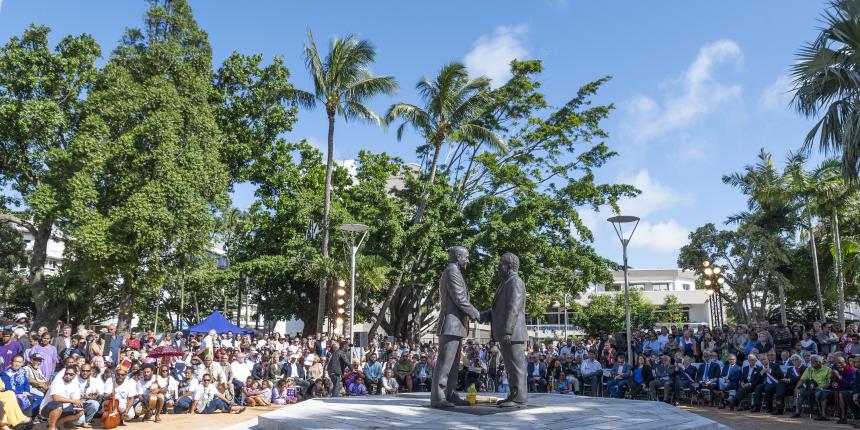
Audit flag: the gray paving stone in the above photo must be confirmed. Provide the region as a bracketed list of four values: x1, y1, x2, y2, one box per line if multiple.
[255, 392, 729, 430]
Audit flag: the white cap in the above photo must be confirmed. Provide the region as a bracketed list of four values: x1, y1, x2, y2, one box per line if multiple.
[14, 313, 27, 322]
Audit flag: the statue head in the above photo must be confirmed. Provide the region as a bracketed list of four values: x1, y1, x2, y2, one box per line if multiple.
[448, 246, 469, 271]
[498, 252, 519, 279]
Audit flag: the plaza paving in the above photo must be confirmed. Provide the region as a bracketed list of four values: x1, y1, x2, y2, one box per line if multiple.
[255, 392, 722, 430]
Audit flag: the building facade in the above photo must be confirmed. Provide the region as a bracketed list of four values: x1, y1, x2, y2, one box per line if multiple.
[528, 268, 717, 337]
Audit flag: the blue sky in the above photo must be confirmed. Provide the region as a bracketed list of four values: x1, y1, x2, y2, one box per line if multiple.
[0, 0, 830, 268]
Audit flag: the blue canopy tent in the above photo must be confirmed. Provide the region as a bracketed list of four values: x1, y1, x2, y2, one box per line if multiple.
[185, 311, 254, 335]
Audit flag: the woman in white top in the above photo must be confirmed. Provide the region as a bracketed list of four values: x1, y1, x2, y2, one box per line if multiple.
[381, 368, 399, 395]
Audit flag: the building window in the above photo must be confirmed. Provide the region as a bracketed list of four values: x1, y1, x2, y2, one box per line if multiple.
[606, 283, 622, 292]
[681, 283, 691, 291]
[652, 283, 669, 291]
[630, 284, 645, 290]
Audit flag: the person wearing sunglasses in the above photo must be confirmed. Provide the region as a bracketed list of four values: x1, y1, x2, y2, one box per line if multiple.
[40, 365, 83, 430]
[190, 373, 245, 414]
[113, 368, 139, 423]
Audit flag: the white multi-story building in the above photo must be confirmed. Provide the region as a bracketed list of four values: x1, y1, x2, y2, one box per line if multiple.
[529, 268, 718, 337]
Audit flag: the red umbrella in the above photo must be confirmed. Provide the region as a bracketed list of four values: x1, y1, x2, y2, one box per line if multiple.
[147, 345, 185, 359]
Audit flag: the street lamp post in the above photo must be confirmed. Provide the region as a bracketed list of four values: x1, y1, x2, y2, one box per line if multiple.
[553, 293, 570, 339]
[702, 261, 725, 327]
[608, 215, 640, 365]
[338, 223, 369, 344]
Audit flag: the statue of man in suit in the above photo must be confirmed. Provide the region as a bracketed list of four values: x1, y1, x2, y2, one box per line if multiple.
[430, 246, 481, 408]
[481, 252, 527, 408]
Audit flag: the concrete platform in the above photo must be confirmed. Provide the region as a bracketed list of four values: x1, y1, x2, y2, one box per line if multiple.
[256, 392, 727, 430]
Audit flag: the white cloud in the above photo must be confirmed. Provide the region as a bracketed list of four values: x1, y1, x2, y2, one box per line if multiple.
[759, 74, 793, 112]
[629, 220, 690, 253]
[618, 169, 689, 217]
[623, 39, 744, 142]
[0, 0, 4, 14]
[547, 0, 569, 9]
[464, 25, 529, 87]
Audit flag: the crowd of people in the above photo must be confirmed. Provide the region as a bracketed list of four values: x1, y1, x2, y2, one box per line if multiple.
[521, 320, 860, 426]
[0, 313, 858, 429]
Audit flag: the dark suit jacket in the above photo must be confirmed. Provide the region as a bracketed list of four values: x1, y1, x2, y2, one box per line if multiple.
[757, 363, 783, 385]
[437, 262, 479, 338]
[740, 364, 763, 386]
[526, 361, 547, 380]
[483, 273, 527, 342]
[53, 336, 72, 358]
[314, 340, 328, 357]
[783, 365, 805, 385]
[696, 361, 720, 382]
[282, 361, 305, 379]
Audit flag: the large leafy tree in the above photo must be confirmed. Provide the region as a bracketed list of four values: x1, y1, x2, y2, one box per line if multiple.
[67, 0, 230, 334]
[299, 30, 398, 333]
[792, 0, 860, 179]
[0, 25, 101, 327]
[361, 62, 637, 340]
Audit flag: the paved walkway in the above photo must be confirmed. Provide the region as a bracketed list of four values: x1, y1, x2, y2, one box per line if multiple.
[681, 405, 848, 430]
[31, 405, 275, 430]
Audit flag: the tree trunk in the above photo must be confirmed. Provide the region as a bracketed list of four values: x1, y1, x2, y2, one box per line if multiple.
[777, 281, 787, 325]
[807, 208, 826, 321]
[317, 110, 336, 334]
[28, 220, 57, 328]
[116, 275, 137, 337]
[833, 208, 846, 329]
[413, 143, 442, 224]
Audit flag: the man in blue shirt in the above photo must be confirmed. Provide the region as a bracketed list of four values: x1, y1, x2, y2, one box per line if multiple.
[363, 352, 383, 394]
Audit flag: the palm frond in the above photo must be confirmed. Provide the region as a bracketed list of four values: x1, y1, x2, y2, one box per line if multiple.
[302, 28, 327, 100]
[457, 123, 508, 153]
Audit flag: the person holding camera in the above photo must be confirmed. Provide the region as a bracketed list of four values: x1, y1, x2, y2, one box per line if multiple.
[792, 354, 834, 421]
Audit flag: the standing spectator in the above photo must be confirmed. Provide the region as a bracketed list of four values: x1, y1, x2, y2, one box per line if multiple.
[325, 342, 349, 397]
[53, 326, 73, 360]
[28, 333, 58, 381]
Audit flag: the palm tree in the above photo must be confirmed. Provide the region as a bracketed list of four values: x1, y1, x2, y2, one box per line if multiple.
[386, 63, 507, 223]
[784, 153, 826, 321]
[300, 29, 398, 333]
[723, 149, 796, 324]
[792, 0, 860, 179]
[810, 159, 855, 328]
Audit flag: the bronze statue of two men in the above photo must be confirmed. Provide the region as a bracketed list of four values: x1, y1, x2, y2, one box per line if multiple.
[430, 246, 527, 409]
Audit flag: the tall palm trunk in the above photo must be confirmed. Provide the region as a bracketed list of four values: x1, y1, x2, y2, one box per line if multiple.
[413, 143, 442, 224]
[807, 207, 826, 321]
[316, 110, 336, 334]
[833, 208, 846, 329]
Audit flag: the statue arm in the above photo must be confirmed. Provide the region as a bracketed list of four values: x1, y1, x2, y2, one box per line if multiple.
[480, 309, 492, 323]
[448, 269, 480, 320]
[506, 278, 525, 335]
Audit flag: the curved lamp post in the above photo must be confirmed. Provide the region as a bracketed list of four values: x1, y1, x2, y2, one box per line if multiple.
[608, 215, 639, 365]
[338, 223, 368, 343]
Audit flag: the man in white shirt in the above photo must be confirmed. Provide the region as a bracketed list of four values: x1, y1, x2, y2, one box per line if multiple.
[580, 351, 603, 397]
[40, 365, 84, 430]
[138, 365, 165, 422]
[191, 374, 244, 414]
[74, 364, 101, 428]
[113, 368, 140, 422]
